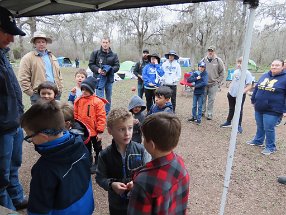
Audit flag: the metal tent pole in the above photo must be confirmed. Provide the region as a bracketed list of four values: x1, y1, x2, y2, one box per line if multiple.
[219, 5, 257, 215]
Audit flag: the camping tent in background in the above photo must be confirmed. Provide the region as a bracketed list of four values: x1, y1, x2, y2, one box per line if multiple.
[248, 59, 258, 71]
[160, 57, 191, 67]
[117, 61, 136, 80]
[57, 57, 72, 67]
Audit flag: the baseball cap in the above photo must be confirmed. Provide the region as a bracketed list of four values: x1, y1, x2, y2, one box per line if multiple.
[207, 46, 216, 52]
[142, 49, 149, 54]
[198, 61, 206, 67]
[0, 6, 26, 36]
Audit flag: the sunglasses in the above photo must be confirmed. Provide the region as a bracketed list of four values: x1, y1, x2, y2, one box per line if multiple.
[24, 129, 64, 143]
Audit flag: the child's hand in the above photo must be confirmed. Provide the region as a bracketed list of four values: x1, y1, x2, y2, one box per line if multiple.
[111, 182, 127, 195]
[149, 83, 155, 87]
[97, 133, 103, 141]
[197, 76, 201, 80]
[71, 87, 76, 94]
[133, 119, 139, 124]
[126, 181, 134, 191]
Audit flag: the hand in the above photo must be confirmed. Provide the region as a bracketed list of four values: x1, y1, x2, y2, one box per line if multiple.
[71, 87, 76, 94]
[197, 76, 201, 80]
[111, 182, 127, 195]
[98, 68, 106, 75]
[97, 133, 103, 141]
[126, 181, 134, 191]
[283, 113, 286, 117]
[133, 119, 139, 124]
[149, 83, 155, 87]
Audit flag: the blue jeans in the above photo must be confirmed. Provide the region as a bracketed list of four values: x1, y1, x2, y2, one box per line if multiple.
[96, 82, 113, 114]
[0, 127, 24, 210]
[252, 111, 280, 151]
[192, 94, 204, 122]
[137, 82, 144, 99]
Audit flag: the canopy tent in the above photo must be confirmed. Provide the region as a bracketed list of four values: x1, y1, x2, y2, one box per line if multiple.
[0, 0, 218, 17]
[117, 60, 136, 79]
[0, 1, 259, 215]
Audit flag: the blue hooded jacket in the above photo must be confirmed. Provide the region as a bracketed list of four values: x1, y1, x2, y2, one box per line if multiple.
[187, 70, 208, 95]
[251, 70, 286, 115]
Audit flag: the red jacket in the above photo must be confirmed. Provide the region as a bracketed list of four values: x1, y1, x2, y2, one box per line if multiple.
[74, 95, 106, 136]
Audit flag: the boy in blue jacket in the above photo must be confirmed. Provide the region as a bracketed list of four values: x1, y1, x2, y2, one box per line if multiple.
[21, 100, 94, 215]
[187, 62, 208, 125]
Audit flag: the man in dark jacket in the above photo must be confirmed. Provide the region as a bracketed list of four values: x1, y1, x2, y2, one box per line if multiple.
[133, 49, 149, 98]
[0, 6, 27, 211]
[88, 37, 120, 114]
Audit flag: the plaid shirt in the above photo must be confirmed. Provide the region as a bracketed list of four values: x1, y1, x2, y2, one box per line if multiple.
[128, 152, 190, 215]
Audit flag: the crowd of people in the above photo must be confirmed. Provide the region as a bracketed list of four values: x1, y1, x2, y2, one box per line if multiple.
[0, 5, 286, 215]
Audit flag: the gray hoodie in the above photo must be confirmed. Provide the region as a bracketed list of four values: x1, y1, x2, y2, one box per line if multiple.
[128, 96, 146, 143]
[202, 55, 225, 86]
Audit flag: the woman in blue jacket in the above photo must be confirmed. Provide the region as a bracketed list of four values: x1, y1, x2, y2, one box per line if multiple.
[247, 59, 286, 155]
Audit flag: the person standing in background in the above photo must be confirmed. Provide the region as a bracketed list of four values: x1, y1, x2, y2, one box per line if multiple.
[133, 49, 149, 98]
[0, 6, 28, 211]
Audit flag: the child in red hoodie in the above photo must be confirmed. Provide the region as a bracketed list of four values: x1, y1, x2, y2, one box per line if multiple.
[74, 76, 107, 174]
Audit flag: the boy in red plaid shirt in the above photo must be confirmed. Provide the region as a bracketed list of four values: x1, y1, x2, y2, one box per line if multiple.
[127, 112, 190, 215]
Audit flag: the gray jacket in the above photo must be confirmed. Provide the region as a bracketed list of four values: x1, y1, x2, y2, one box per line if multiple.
[202, 56, 225, 86]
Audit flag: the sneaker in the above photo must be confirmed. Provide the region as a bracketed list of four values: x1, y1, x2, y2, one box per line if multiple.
[188, 117, 196, 122]
[237, 125, 243, 134]
[276, 120, 282, 127]
[261, 148, 276, 155]
[246, 140, 264, 147]
[207, 117, 212, 120]
[196, 120, 201, 125]
[220, 121, 232, 128]
[277, 176, 286, 185]
[15, 197, 28, 210]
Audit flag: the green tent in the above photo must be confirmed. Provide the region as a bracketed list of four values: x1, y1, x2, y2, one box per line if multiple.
[248, 59, 257, 71]
[117, 61, 136, 79]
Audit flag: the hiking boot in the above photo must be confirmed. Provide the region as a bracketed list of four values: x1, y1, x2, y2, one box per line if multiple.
[237, 125, 243, 134]
[277, 176, 286, 185]
[188, 117, 196, 122]
[220, 121, 232, 128]
[15, 197, 28, 210]
[246, 140, 264, 147]
[261, 148, 276, 155]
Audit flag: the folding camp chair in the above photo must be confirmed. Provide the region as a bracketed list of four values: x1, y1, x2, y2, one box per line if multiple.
[179, 72, 193, 96]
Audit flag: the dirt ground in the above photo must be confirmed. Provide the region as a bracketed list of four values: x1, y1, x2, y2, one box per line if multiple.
[18, 80, 286, 215]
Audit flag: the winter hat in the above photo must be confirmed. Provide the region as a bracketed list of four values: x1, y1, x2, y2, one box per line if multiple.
[165, 50, 179, 60]
[147, 53, 161, 64]
[142, 49, 149, 54]
[198, 61, 206, 67]
[81, 76, 97, 94]
[0, 6, 26, 36]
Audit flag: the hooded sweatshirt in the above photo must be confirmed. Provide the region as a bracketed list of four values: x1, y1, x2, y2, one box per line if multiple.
[147, 101, 173, 116]
[128, 95, 146, 143]
[251, 70, 286, 115]
[161, 60, 181, 86]
[202, 56, 225, 86]
[28, 131, 94, 215]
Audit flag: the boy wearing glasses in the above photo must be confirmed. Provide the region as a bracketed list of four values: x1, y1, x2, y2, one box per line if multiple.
[21, 100, 94, 215]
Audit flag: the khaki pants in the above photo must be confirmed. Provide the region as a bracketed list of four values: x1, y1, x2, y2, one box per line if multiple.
[202, 84, 219, 119]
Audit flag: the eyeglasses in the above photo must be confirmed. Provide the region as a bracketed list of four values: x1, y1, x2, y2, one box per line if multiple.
[24, 132, 39, 143]
[24, 129, 64, 143]
[207, 50, 214, 52]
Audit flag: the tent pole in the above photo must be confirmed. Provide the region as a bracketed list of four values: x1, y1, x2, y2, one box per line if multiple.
[219, 6, 257, 215]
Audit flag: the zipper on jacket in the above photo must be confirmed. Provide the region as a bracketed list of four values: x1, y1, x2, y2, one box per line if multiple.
[87, 105, 90, 117]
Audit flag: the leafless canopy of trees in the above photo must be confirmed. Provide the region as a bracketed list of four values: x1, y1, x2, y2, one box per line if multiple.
[11, 0, 286, 68]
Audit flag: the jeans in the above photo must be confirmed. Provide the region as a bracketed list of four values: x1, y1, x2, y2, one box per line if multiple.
[0, 127, 24, 210]
[202, 84, 219, 118]
[192, 94, 204, 122]
[252, 111, 280, 151]
[96, 82, 113, 114]
[226, 92, 246, 126]
[144, 88, 156, 112]
[137, 82, 144, 99]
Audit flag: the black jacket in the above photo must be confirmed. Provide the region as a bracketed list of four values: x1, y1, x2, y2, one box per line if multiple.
[88, 47, 120, 83]
[133, 58, 149, 83]
[0, 48, 24, 135]
[95, 140, 151, 211]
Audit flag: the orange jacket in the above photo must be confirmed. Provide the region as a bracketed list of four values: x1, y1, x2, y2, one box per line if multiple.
[74, 95, 106, 137]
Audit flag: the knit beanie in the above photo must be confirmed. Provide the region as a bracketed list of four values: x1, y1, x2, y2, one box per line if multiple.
[81, 76, 97, 94]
